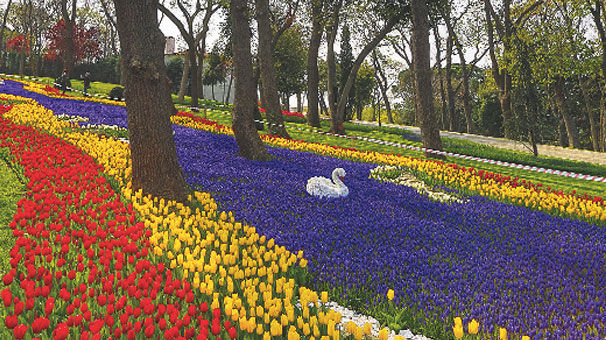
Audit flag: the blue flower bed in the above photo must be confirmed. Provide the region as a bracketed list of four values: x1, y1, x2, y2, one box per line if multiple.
[4, 79, 606, 340]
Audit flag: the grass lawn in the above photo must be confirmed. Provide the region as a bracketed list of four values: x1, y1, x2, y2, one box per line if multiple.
[0, 151, 25, 276]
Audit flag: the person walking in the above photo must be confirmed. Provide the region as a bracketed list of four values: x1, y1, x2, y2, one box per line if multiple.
[59, 69, 69, 94]
[81, 72, 91, 96]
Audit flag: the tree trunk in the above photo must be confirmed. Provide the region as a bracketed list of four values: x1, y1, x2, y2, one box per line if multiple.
[0, 0, 13, 69]
[553, 77, 580, 148]
[319, 92, 327, 117]
[433, 25, 448, 130]
[484, 0, 514, 139]
[112, 0, 189, 202]
[306, 0, 323, 128]
[326, 0, 343, 134]
[373, 53, 393, 124]
[445, 34, 456, 132]
[296, 92, 302, 113]
[230, 0, 270, 160]
[61, 0, 76, 74]
[255, 0, 290, 138]
[225, 68, 233, 104]
[590, 0, 606, 151]
[579, 76, 599, 151]
[188, 47, 199, 106]
[178, 51, 190, 101]
[411, 0, 443, 157]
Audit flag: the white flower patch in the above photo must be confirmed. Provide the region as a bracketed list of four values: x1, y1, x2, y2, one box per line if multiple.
[56, 114, 90, 123]
[370, 166, 464, 204]
[81, 123, 127, 132]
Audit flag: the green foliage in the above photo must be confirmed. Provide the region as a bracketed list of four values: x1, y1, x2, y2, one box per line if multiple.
[274, 26, 307, 96]
[478, 93, 503, 137]
[353, 62, 376, 119]
[166, 57, 185, 94]
[203, 49, 227, 87]
[339, 23, 355, 119]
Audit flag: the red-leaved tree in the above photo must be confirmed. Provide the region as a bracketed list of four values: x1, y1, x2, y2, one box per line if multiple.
[44, 19, 102, 64]
[6, 35, 29, 53]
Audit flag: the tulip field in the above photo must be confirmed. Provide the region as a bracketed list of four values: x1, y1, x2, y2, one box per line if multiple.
[1, 78, 606, 340]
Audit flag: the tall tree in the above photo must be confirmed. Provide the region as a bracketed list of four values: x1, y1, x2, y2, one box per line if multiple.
[339, 22, 354, 121]
[255, 0, 290, 138]
[0, 0, 13, 69]
[372, 51, 394, 124]
[483, 0, 543, 139]
[112, 0, 189, 202]
[230, 0, 270, 160]
[411, 0, 443, 157]
[333, 10, 405, 134]
[588, 0, 606, 151]
[326, 0, 343, 133]
[158, 0, 220, 108]
[306, 0, 325, 128]
[60, 0, 76, 74]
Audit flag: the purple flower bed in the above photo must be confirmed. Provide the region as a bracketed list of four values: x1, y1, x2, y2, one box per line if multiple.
[5, 80, 606, 339]
[0, 80, 128, 128]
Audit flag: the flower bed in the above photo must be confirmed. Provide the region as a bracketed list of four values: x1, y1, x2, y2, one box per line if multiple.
[0, 109, 240, 339]
[3, 80, 606, 339]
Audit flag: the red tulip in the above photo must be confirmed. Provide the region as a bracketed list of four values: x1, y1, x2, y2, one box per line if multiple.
[13, 324, 28, 340]
[32, 317, 50, 333]
[2, 288, 12, 307]
[53, 323, 69, 340]
[144, 324, 155, 338]
[5, 314, 18, 329]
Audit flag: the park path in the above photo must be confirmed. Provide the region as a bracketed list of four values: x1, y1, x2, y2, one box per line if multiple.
[351, 120, 606, 166]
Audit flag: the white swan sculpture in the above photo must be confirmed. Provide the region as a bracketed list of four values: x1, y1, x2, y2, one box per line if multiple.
[306, 168, 349, 198]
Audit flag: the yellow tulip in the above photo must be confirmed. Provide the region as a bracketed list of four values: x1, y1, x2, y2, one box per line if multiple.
[387, 289, 395, 301]
[499, 327, 507, 340]
[379, 328, 389, 340]
[468, 319, 479, 334]
[452, 325, 463, 339]
[521, 336, 530, 340]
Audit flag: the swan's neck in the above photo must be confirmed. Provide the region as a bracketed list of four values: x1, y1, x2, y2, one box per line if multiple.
[332, 172, 345, 187]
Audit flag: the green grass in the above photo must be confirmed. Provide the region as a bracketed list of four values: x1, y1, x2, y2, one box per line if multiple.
[0, 150, 25, 277]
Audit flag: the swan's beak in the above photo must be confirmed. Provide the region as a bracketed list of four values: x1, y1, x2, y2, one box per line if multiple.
[339, 176, 344, 180]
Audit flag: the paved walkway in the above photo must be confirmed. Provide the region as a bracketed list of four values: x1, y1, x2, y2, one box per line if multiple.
[351, 120, 606, 166]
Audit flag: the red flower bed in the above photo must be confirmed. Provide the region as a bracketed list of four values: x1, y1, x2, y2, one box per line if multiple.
[43, 85, 70, 97]
[0, 109, 236, 339]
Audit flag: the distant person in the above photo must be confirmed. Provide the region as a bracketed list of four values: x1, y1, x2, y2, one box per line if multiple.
[59, 69, 69, 94]
[81, 72, 91, 96]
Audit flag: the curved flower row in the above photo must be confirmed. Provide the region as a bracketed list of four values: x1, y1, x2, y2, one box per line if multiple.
[10, 77, 606, 224]
[0, 108, 239, 339]
[173, 113, 606, 225]
[0, 96, 409, 340]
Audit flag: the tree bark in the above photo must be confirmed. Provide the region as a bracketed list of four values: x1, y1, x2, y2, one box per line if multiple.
[230, 0, 270, 160]
[306, 0, 323, 128]
[579, 75, 600, 151]
[484, 0, 514, 139]
[255, 0, 290, 138]
[178, 51, 190, 101]
[553, 77, 580, 148]
[112, 0, 189, 202]
[444, 13, 473, 133]
[326, 0, 343, 134]
[334, 14, 402, 133]
[296, 92, 302, 113]
[432, 24, 448, 130]
[0, 0, 13, 69]
[445, 34, 456, 132]
[411, 0, 443, 157]
[61, 0, 76, 74]
[590, 0, 606, 151]
[372, 53, 393, 124]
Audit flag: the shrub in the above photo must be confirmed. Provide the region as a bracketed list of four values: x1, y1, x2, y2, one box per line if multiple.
[108, 86, 124, 100]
